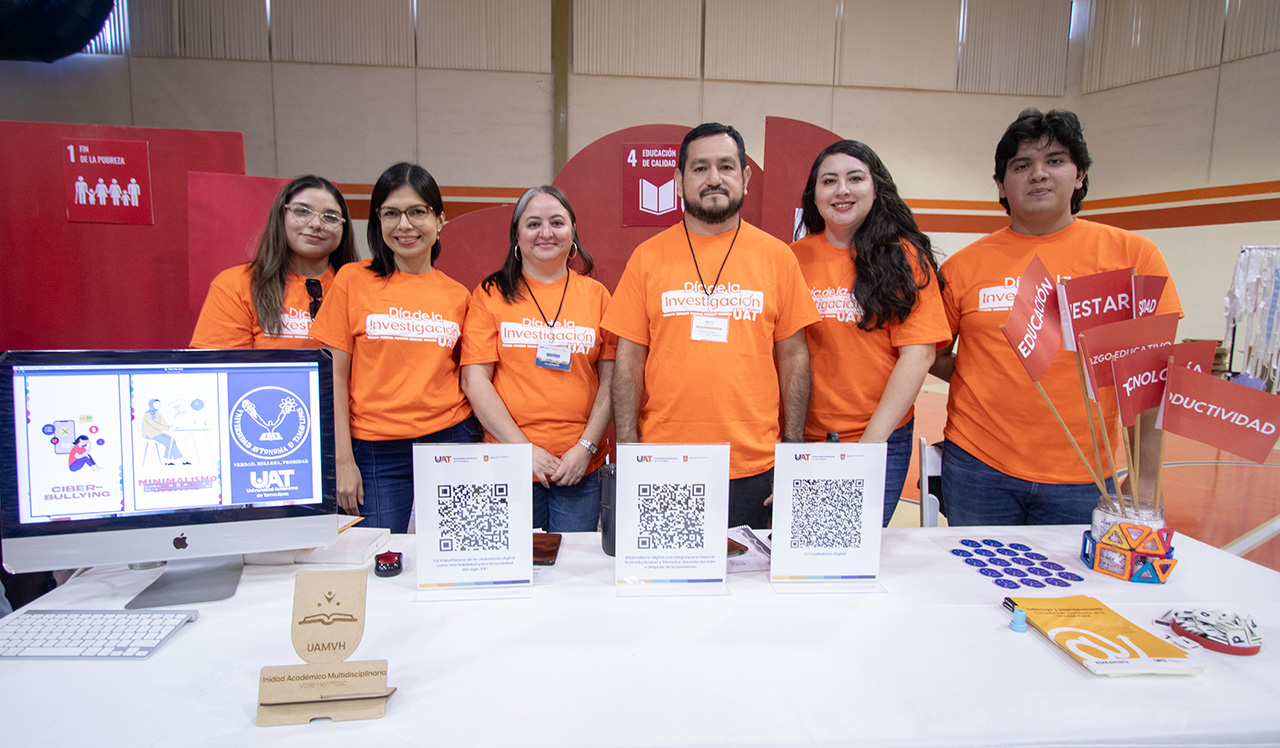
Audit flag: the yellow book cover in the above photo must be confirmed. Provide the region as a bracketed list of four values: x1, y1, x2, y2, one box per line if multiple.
[1009, 595, 1202, 676]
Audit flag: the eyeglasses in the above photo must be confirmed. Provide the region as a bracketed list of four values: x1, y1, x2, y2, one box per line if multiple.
[285, 203, 346, 229]
[305, 278, 323, 320]
[377, 206, 437, 225]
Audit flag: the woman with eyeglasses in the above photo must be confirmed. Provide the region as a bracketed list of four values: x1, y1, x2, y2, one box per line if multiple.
[309, 163, 480, 533]
[791, 140, 950, 527]
[460, 186, 615, 532]
[191, 175, 356, 348]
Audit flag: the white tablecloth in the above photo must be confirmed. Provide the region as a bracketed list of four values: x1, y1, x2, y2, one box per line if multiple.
[4, 526, 1279, 747]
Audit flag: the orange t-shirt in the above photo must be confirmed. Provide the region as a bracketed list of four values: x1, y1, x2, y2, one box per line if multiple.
[461, 272, 617, 474]
[190, 264, 334, 349]
[601, 220, 820, 478]
[309, 260, 472, 441]
[940, 219, 1183, 484]
[791, 233, 951, 442]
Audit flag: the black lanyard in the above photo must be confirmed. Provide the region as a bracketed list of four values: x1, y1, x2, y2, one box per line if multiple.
[524, 272, 570, 330]
[683, 220, 740, 299]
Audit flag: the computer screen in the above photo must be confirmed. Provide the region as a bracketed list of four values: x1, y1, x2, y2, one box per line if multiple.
[0, 349, 338, 588]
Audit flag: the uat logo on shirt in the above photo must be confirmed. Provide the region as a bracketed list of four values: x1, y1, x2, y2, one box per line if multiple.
[365, 307, 460, 347]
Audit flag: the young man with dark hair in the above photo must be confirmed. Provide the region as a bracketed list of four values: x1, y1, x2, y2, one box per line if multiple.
[930, 109, 1182, 526]
[603, 122, 819, 529]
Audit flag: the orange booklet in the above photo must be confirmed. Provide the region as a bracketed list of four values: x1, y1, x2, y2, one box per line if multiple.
[1007, 595, 1202, 676]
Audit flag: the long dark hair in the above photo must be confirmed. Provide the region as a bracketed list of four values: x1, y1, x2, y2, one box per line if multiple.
[797, 140, 943, 332]
[367, 162, 446, 277]
[481, 185, 594, 304]
[250, 175, 356, 336]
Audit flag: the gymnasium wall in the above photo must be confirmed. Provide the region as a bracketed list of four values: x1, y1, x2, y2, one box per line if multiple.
[0, 0, 1277, 350]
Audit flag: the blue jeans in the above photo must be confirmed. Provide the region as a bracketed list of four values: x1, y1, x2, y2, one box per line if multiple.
[880, 419, 915, 528]
[940, 441, 1113, 526]
[533, 468, 602, 532]
[729, 468, 774, 530]
[352, 416, 482, 533]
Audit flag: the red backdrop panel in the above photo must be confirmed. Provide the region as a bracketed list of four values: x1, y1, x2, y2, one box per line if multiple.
[187, 172, 288, 318]
[435, 203, 516, 294]
[0, 121, 244, 350]
[760, 116, 843, 243]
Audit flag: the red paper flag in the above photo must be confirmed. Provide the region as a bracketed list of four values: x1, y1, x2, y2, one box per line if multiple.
[1111, 340, 1218, 426]
[1058, 268, 1136, 351]
[1000, 255, 1061, 382]
[1076, 313, 1180, 400]
[1157, 366, 1280, 463]
[1132, 275, 1168, 318]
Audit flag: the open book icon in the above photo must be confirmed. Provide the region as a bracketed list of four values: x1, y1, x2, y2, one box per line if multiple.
[639, 178, 678, 215]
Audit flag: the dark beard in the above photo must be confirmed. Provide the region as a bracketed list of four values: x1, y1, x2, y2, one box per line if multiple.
[684, 189, 743, 225]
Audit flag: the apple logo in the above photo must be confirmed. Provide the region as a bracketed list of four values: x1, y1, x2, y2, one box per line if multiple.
[172, 534, 189, 550]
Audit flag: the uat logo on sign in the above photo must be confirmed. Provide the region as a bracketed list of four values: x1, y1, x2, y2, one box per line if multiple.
[636, 455, 653, 462]
[434, 456, 451, 463]
[794, 453, 811, 461]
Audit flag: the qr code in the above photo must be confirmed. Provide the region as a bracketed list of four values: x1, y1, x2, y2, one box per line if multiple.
[437, 483, 509, 552]
[790, 478, 863, 549]
[636, 483, 705, 550]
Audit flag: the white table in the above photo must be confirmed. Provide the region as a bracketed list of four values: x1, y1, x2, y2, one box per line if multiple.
[4, 526, 1279, 747]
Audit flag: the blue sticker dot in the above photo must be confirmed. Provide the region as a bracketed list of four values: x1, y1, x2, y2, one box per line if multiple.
[996, 548, 1018, 556]
[988, 558, 1012, 567]
[1009, 543, 1031, 551]
[979, 568, 1003, 578]
[982, 539, 1005, 548]
[994, 579, 1020, 589]
[1059, 572, 1084, 582]
[1025, 552, 1047, 561]
[96, 438, 105, 446]
[960, 539, 981, 548]
[1027, 567, 1051, 577]
[1041, 562, 1065, 571]
[1044, 577, 1071, 587]
[1020, 578, 1046, 588]
[950, 548, 973, 557]
[1011, 557, 1034, 566]
[1004, 568, 1028, 578]
[974, 548, 996, 557]
[964, 558, 988, 568]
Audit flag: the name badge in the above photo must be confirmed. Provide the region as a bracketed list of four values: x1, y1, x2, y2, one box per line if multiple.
[535, 342, 572, 371]
[690, 314, 729, 343]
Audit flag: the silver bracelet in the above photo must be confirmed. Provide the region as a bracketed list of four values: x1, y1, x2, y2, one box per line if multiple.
[577, 438, 597, 455]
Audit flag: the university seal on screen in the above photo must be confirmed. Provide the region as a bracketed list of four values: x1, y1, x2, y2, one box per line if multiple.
[231, 386, 311, 459]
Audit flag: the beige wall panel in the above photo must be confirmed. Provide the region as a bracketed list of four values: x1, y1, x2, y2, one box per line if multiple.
[1077, 67, 1218, 198]
[1209, 50, 1280, 185]
[129, 58, 276, 176]
[831, 86, 1069, 202]
[574, 0, 700, 78]
[701, 80, 834, 166]
[419, 0, 552, 73]
[417, 69, 554, 187]
[838, 0, 960, 91]
[704, 0, 838, 85]
[566, 74, 702, 159]
[0, 57, 133, 126]
[271, 63, 417, 183]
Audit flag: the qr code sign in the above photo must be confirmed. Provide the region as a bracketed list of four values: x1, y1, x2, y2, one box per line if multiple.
[791, 478, 863, 549]
[438, 483, 510, 552]
[636, 483, 705, 550]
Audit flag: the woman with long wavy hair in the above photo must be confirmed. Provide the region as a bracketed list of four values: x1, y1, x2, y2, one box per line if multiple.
[309, 163, 480, 533]
[191, 175, 356, 348]
[460, 186, 615, 532]
[791, 140, 950, 527]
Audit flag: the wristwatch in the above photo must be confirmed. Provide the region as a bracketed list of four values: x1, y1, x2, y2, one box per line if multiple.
[577, 438, 598, 454]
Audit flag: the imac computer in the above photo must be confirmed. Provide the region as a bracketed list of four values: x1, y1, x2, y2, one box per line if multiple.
[0, 349, 338, 608]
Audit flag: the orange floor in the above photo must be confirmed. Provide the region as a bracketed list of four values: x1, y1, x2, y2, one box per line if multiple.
[898, 388, 1280, 572]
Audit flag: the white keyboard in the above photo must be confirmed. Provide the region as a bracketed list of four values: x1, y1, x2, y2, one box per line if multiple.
[0, 609, 198, 660]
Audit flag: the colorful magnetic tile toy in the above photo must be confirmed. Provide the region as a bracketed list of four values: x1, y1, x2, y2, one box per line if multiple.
[1080, 523, 1177, 584]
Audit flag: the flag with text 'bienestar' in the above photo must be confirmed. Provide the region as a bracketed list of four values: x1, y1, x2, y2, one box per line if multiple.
[1132, 275, 1168, 318]
[1076, 313, 1180, 400]
[1157, 365, 1280, 464]
[1111, 340, 1218, 426]
[1058, 268, 1136, 351]
[1000, 255, 1061, 382]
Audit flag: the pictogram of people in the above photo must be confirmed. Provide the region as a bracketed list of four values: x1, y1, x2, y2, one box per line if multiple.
[67, 435, 100, 472]
[75, 176, 89, 205]
[126, 178, 141, 207]
[142, 398, 188, 465]
[75, 175, 143, 208]
[109, 178, 123, 206]
[94, 178, 108, 206]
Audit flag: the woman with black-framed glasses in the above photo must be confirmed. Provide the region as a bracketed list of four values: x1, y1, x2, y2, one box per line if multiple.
[191, 175, 357, 348]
